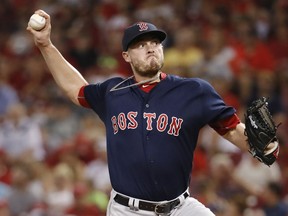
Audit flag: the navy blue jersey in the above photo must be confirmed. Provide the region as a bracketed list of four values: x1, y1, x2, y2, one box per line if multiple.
[82, 74, 236, 201]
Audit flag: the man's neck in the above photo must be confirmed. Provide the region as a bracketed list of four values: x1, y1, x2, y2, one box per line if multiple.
[134, 71, 161, 84]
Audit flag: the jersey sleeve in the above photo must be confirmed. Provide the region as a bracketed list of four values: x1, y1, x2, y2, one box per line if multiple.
[77, 77, 125, 121]
[78, 85, 90, 108]
[77, 82, 109, 121]
[209, 113, 240, 135]
[198, 79, 239, 133]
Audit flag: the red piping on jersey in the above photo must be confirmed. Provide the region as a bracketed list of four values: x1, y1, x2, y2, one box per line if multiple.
[78, 85, 90, 108]
[209, 113, 240, 135]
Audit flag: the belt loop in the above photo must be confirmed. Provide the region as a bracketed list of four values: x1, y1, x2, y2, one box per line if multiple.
[128, 198, 139, 211]
[134, 199, 140, 210]
[128, 198, 134, 208]
[178, 194, 185, 205]
[178, 190, 189, 207]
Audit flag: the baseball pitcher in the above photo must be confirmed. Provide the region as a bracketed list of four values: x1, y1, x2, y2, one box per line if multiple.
[27, 9, 280, 216]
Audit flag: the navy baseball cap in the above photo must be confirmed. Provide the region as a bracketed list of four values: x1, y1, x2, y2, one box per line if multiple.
[122, 22, 167, 51]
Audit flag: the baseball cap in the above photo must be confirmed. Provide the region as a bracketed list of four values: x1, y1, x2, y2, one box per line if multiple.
[122, 22, 167, 51]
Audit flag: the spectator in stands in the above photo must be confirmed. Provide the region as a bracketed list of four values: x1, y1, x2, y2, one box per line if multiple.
[232, 153, 282, 196]
[268, 23, 288, 68]
[7, 161, 38, 216]
[191, 28, 235, 78]
[229, 16, 276, 76]
[248, 69, 285, 124]
[0, 56, 19, 117]
[45, 163, 75, 215]
[0, 103, 45, 161]
[65, 181, 102, 216]
[164, 26, 203, 76]
[42, 98, 80, 153]
[261, 181, 288, 216]
[0, 201, 10, 216]
[84, 140, 111, 194]
[221, 194, 247, 216]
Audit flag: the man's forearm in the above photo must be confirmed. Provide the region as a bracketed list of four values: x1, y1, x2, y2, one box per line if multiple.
[39, 44, 88, 105]
[223, 123, 249, 152]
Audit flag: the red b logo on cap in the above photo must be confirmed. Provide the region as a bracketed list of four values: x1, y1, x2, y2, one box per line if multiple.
[137, 22, 148, 31]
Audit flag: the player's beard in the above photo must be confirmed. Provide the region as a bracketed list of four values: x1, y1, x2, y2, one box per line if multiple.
[132, 57, 163, 78]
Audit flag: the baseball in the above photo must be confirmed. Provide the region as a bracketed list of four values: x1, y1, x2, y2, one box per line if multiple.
[28, 14, 46, 31]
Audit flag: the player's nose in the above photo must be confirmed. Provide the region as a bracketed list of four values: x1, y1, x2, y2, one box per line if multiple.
[146, 43, 155, 53]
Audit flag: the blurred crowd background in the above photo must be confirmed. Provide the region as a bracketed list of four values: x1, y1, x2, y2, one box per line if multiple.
[0, 0, 288, 215]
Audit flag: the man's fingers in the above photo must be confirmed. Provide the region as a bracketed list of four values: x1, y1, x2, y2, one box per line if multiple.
[265, 141, 279, 155]
[35, 10, 50, 21]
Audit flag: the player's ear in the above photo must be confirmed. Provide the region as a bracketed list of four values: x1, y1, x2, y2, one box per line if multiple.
[122, 51, 131, 63]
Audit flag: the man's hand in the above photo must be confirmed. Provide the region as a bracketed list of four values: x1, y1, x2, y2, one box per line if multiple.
[26, 10, 52, 48]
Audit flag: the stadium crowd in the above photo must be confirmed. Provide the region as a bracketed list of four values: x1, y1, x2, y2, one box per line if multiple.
[0, 0, 288, 215]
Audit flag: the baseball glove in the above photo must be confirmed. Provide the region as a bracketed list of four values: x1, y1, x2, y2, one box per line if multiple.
[244, 97, 280, 166]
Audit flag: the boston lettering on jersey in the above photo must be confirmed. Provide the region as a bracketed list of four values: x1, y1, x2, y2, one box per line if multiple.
[111, 111, 183, 136]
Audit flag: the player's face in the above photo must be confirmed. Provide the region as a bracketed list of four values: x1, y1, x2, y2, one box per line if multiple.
[123, 36, 164, 78]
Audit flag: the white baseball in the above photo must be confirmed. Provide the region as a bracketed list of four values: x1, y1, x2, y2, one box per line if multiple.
[28, 14, 46, 31]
